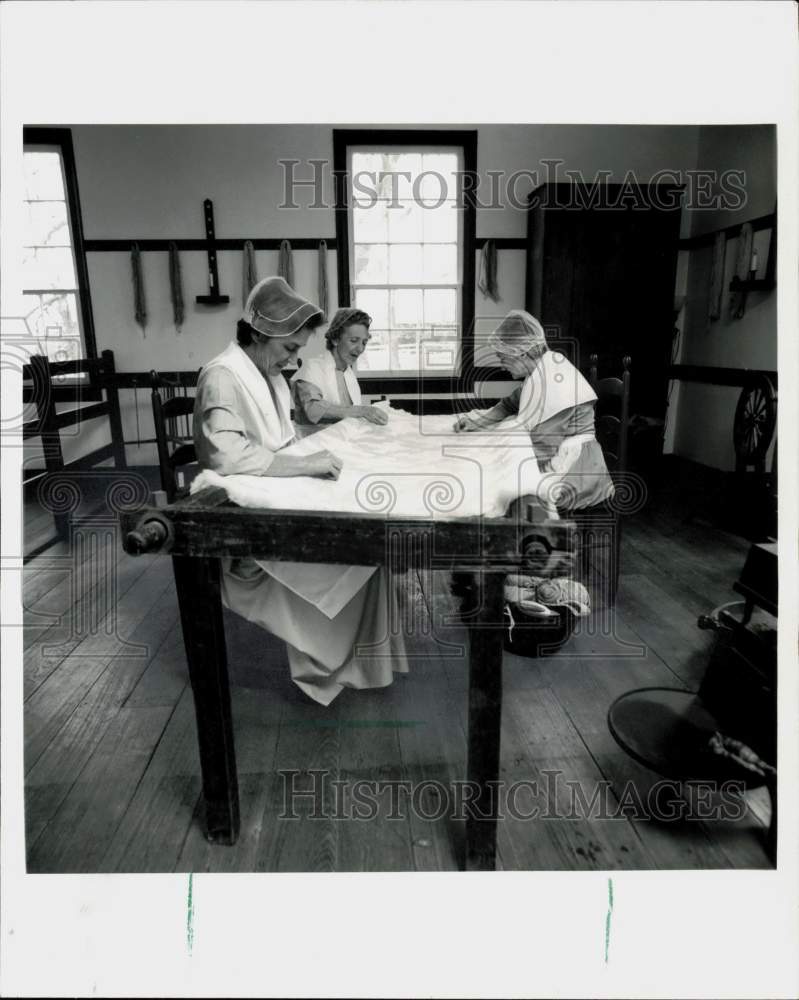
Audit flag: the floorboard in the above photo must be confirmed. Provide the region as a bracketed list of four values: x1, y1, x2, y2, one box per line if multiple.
[23, 478, 775, 873]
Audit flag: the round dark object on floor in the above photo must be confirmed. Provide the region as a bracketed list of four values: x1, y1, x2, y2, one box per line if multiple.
[504, 603, 577, 657]
[607, 687, 768, 789]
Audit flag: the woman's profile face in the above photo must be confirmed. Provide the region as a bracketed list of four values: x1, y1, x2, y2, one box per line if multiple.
[334, 324, 370, 368]
[497, 352, 530, 379]
[252, 328, 311, 376]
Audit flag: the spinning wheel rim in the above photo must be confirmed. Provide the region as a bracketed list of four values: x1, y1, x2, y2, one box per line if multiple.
[733, 375, 777, 464]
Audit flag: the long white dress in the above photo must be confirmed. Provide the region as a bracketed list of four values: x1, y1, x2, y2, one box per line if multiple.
[193, 340, 407, 705]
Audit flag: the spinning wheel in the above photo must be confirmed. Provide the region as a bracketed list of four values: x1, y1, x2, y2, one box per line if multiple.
[733, 374, 777, 472]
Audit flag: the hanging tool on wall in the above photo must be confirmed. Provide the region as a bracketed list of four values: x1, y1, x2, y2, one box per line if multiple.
[278, 239, 294, 288]
[729, 222, 753, 319]
[196, 198, 230, 305]
[318, 239, 329, 318]
[478, 239, 500, 302]
[242, 239, 258, 305]
[130, 243, 147, 337]
[168, 241, 185, 332]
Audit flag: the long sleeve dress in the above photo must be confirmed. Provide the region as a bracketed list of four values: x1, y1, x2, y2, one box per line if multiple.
[469, 351, 614, 511]
[290, 350, 362, 435]
[193, 341, 407, 705]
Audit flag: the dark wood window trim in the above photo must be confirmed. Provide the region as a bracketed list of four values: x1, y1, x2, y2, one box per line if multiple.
[333, 128, 478, 394]
[23, 126, 98, 360]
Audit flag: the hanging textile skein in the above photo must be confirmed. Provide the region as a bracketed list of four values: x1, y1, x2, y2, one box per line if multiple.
[318, 239, 328, 318]
[242, 240, 258, 305]
[730, 222, 753, 319]
[168, 242, 185, 332]
[707, 231, 726, 322]
[278, 239, 294, 288]
[478, 239, 500, 302]
[130, 243, 147, 336]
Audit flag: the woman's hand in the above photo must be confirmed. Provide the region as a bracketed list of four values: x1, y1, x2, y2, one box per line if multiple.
[302, 450, 343, 480]
[453, 414, 480, 433]
[354, 405, 389, 426]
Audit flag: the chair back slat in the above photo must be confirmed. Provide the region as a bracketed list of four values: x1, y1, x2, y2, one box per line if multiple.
[151, 372, 197, 501]
[594, 376, 625, 398]
[595, 415, 621, 472]
[162, 395, 196, 420]
[169, 442, 197, 470]
[572, 354, 632, 607]
[588, 354, 631, 476]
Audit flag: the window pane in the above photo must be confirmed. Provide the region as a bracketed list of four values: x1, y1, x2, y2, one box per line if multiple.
[391, 288, 423, 328]
[422, 200, 458, 242]
[25, 201, 71, 248]
[394, 330, 421, 371]
[421, 153, 459, 203]
[349, 148, 463, 374]
[423, 244, 458, 283]
[352, 202, 388, 242]
[22, 246, 76, 290]
[359, 330, 391, 372]
[24, 151, 66, 201]
[352, 152, 385, 176]
[388, 244, 422, 284]
[354, 289, 389, 329]
[353, 152, 421, 201]
[353, 243, 388, 284]
[351, 155, 384, 207]
[423, 340, 458, 371]
[380, 153, 422, 202]
[424, 289, 458, 328]
[24, 292, 82, 360]
[387, 201, 423, 243]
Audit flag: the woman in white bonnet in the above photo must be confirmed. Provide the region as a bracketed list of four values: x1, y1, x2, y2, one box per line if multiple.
[193, 277, 406, 706]
[291, 307, 388, 434]
[454, 309, 614, 511]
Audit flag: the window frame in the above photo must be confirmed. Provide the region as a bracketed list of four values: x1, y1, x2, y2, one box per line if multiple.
[334, 129, 477, 394]
[22, 126, 97, 360]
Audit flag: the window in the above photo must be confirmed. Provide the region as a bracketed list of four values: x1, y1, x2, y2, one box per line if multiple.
[335, 131, 477, 385]
[22, 130, 95, 364]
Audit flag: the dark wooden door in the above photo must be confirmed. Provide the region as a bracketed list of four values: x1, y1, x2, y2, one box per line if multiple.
[527, 183, 682, 421]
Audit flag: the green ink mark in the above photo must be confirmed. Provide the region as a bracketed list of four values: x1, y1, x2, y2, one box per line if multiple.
[604, 877, 614, 963]
[187, 873, 195, 956]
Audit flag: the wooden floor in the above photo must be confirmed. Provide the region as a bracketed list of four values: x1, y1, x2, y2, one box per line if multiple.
[22, 478, 774, 872]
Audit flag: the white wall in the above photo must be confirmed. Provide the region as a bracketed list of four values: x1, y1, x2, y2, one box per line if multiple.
[62, 124, 706, 464]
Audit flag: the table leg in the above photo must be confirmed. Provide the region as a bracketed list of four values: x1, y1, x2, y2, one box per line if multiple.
[172, 555, 240, 845]
[465, 570, 505, 871]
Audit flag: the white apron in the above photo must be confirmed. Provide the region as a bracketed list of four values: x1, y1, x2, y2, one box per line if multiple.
[515, 351, 596, 428]
[200, 342, 401, 704]
[292, 350, 362, 406]
[514, 351, 598, 475]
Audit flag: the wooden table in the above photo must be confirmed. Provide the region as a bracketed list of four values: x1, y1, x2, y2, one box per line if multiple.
[121, 485, 574, 871]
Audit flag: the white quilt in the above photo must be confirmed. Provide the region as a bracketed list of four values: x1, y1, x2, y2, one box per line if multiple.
[190, 401, 548, 519]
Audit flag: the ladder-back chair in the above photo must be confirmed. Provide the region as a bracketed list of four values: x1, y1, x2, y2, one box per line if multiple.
[150, 372, 198, 502]
[570, 353, 632, 605]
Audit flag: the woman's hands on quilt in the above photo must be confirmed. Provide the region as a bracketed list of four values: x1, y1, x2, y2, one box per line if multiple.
[354, 405, 389, 426]
[453, 413, 483, 433]
[301, 449, 344, 480]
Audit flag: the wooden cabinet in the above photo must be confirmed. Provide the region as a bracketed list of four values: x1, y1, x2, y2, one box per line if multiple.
[525, 183, 682, 422]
